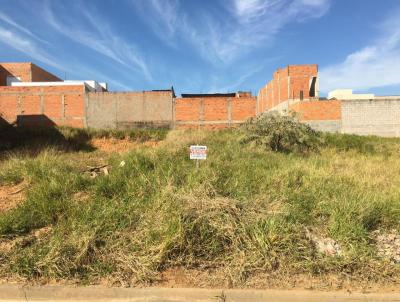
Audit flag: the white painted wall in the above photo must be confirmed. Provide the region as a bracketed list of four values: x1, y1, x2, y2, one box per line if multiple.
[11, 80, 107, 92]
[328, 89, 374, 100]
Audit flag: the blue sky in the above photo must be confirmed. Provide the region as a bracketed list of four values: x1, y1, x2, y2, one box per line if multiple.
[1, 0, 400, 96]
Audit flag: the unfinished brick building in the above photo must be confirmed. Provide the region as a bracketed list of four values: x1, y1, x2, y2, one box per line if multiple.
[0, 62, 61, 85]
[257, 64, 319, 113]
[256, 64, 342, 132]
[0, 63, 99, 127]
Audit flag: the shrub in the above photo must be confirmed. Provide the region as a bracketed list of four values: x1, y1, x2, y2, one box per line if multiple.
[241, 113, 322, 154]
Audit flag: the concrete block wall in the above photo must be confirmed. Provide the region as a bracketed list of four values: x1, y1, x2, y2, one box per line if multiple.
[86, 90, 174, 129]
[341, 98, 400, 137]
[288, 98, 400, 136]
[174, 95, 256, 129]
[0, 85, 86, 127]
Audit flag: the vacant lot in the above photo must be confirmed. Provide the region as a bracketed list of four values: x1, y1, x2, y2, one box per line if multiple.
[0, 126, 399, 291]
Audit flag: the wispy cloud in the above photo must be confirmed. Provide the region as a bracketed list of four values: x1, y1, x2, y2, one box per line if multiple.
[42, 1, 153, 82]
[69, 65, 133, 91]
[135, 0, 330, 63]
[0, 26, 61, 69]
[134, 0, 179, 40]
[207, 65, 264, 93]
[0, 24, 131, 90]
[0, 11, 48, 44]
[207, 55, 281, 93]
[319, 9, 400, 93]
[0, 5, 140, 90]
[216, 0, 330, 61]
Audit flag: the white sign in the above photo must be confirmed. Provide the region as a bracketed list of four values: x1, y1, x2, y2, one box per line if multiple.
[190, 145, 207, 160]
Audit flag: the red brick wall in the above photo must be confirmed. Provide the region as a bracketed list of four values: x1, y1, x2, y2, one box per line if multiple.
[175, 98, 201, 121]
[204, 98, 229, 121]
[175, 95, 256, 128]
[232, 97, 257, 120]
[289, 100, 341, 121]
[257, 64, 318, 114]
[0, 62, 61, 86]
[0, 63, 33, 85]
[288, 65, 317, 100]
[0, 85, 86, 127]
[30, 63, 61, 82]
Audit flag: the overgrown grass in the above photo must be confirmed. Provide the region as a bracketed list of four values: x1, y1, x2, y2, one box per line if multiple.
[323, 132, 400, 155]
[0, 126, 168, 154]
[0, 129, 399, 287]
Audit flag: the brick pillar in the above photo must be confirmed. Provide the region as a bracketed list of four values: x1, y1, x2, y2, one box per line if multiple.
[172, 97, 176, 129]
[40, 94, 44, 114]
[84, 92, 89, 128]
[17, 95, 22, 115]
[61, 94, 65, 123]
[200, 98, 205, 129]
[227, 97, 232, 127]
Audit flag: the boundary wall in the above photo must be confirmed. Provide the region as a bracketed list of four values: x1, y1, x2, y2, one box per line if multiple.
[341, 98, 400, 137]
[0, 85, 86, 128]
[86, 91, 174, 129]
[289, 100, 342, 133]
[1, 89, 256, 129]
[287, 98, 400, 136]
[175, 96, 256, 129]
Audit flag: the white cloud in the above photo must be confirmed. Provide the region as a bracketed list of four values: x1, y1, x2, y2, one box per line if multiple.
[319, 10, 400, 93]
[131, 0, 180, 48]
[42, 1, 153, 82]
[146, 0, 179, 37]
[0, 11, 48, 44]
[135, 0, 330, 64]
[0, 25, 131, 90]
[69, 65, 133, 91]
[207, 64, 265, 93]
[0, 26, 61, 69]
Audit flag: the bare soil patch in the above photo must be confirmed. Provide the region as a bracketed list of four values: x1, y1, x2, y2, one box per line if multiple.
[155, 267, 400, 293]
[0, 226, 51, 256]
[0, 183, 25, 213]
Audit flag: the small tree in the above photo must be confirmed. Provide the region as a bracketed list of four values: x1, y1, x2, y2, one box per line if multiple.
[241, 113, 322, 154]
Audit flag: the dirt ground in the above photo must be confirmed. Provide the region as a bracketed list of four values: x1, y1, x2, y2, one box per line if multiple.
[1, 266, 397, 294]
[153, 267, 400, 294]
[0, 182, 25, 213]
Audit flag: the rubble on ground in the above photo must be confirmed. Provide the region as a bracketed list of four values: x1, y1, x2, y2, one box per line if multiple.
[83, 164, 110, 178]
[305, 228, 342, 256]
[372, 229, 400, 264]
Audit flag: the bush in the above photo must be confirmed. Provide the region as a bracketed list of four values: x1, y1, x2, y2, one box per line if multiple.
[241, 113, 322, 154]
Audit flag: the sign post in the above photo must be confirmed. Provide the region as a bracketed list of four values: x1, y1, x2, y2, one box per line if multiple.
[190, 145, 207, 169]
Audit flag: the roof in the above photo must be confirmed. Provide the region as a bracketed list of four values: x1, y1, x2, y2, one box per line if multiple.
[181, 93, 236, 98]
[152, 86, 176, 98]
